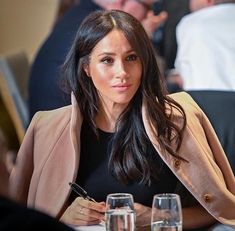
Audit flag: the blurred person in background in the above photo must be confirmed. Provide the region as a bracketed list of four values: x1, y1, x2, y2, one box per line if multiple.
[0, 103, 17, 174]
[152, 0, 189, 72]
[173, 0, 235, 91]
[28, 0, 167, 119]
[0, 128, 74, 231]
[55, 0, 80, 22]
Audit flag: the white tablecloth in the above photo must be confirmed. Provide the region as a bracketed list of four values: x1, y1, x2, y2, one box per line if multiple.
[72, 225, 105, 231]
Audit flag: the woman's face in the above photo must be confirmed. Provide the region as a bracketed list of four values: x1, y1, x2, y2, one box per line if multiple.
[84, 29, 142, 110]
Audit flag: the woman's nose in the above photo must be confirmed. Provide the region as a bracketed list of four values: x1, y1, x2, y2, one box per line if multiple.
[115, 61, 128, 79]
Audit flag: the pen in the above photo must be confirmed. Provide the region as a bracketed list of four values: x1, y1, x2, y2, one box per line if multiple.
[69, 182, 96, 202]
[69, 182, 105, 226]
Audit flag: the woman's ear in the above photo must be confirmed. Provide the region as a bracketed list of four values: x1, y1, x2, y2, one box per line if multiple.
[83, 64, 90, 77]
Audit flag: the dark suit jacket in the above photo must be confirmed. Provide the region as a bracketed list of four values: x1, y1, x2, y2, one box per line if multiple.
[187, 90, 235, 174]
[28, 1, 100, 119]
[0, 196, 73, 230]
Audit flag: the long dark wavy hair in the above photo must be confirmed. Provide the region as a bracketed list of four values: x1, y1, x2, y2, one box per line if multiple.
[61, 10, 186, 185]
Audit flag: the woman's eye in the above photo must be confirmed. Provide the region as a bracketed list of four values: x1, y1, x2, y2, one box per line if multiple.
[126, 54, 138, 61]
[101, 57, 113, 64]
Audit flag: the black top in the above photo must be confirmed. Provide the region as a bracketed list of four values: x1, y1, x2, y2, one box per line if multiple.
[70, 121, 178, 207]
[0, 196, 73, 231]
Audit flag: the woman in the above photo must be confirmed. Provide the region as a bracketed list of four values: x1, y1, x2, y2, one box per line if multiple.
[10, 10, 235, 230]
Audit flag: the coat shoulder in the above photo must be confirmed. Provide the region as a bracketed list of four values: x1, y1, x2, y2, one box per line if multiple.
[28, 105, 73, 144]
[168, 91, 201, 114]
[169, 91, 195, 104]
[32, 105, 72, 129]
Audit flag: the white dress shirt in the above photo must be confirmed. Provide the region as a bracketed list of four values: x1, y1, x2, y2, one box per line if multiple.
[174, 4, 235, 90]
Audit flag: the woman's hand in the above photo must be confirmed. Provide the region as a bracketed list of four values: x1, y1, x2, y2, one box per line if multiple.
[134, 203, 152, 227]
[182, 205, 216, 229]
[60, 197, 106, 226]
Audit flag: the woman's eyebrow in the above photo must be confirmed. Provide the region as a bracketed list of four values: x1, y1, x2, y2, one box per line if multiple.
[98, 52, 115, 56]
[98, 49, 135, 57]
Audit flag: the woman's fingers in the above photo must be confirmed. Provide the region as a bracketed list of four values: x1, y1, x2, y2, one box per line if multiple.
[76, 204, 105, 220]
[134, 202, 152, 227]
[60, 197, 106, 226]
[75, 197, 106, 213]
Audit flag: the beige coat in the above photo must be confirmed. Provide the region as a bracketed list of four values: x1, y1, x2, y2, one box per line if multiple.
[9, 92, 235, 226]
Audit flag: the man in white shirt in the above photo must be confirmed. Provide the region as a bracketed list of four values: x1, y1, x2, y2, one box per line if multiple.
[174, 0, 235, 91]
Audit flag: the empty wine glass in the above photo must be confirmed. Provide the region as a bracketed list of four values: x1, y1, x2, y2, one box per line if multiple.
[105, 193, 136, 231]
[151, 193, 182, 231]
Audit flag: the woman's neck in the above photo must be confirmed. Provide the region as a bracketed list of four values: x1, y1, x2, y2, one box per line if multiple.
[95, 101, 127, 132]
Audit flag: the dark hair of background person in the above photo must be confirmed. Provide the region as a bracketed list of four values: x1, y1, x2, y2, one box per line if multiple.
[61, 10, 186, 185]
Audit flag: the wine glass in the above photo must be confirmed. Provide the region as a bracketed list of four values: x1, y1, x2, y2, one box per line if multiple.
[151, 193, 182, 231]
[105, 193, 136, 231]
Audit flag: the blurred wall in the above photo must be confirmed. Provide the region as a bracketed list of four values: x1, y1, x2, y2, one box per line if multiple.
[0, 0, 59, 62]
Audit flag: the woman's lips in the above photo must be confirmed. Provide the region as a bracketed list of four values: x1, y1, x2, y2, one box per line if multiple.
[112, 84, 132, 91]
